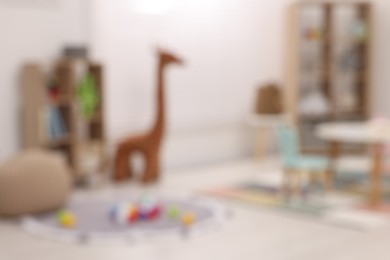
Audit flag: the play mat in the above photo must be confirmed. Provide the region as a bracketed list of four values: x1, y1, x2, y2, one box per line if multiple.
[21, 192, 229, 245]
[202, 172, 390, 231]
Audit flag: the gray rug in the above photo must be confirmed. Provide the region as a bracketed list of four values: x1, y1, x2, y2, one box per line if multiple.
[21, 193, 228, 245]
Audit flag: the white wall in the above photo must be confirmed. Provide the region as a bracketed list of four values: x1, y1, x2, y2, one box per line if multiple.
[0, 0, 89, 160]
[91, 0, 288, 169]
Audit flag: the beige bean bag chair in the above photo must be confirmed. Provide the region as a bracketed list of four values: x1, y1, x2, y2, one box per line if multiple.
[0, 149, 72, 216]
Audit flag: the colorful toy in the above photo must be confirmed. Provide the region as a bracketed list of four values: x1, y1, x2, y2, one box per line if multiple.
[127, 206, 140, 223]
[109, 197, 163, 224]
[181, 212, 196, 226]
[148, 206, 161, 220]
[304, 27, 322, 41]
[139, 202, 162, 220]
[57, 210, 77, 229]
[138, 194, 162, 220]
[110, 202, 139, 225]
[109, 197, 199, 228]
[22, 195, 223, 245]
[167, 205, 181, 219]
[115, 203, 130, 225]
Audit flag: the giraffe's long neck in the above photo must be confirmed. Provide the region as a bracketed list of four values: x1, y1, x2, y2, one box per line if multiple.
[151, 59, 166, 139]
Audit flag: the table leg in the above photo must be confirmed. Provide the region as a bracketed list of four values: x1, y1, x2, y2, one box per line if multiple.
[326, 141, 340, 191]
[254, 128, 270, 161]
[370, 143, 384, 208]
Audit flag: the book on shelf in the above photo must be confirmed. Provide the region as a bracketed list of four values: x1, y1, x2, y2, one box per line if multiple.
[50, 106, 68, 139]
[40, 106, 69, 143]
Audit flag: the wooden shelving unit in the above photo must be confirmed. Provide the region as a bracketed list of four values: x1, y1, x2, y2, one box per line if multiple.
[21, 59, 106, 180]
[285, 1, 372, 153]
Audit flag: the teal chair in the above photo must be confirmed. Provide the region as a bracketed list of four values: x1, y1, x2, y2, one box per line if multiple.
[276, 126, 330, 198]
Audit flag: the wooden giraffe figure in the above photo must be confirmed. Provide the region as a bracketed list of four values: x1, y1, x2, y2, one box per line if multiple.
[114, 48, 184, 183]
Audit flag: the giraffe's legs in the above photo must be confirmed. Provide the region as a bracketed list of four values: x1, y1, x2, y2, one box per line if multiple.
[150, 152, 160, 182]
[142, 151, 159, 184]
[114, 138, 162, 184]
[114, 145, 133, 181]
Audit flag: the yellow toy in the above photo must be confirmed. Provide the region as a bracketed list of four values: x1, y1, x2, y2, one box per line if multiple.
[181, 212, 196, 226]
[57, 210, 77, 229]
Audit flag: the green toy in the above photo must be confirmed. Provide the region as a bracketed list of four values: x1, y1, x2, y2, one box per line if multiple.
[77, 73, 99, 119]
[167, 205, 181, 219]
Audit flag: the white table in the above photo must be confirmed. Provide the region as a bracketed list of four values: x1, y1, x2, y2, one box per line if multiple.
[316, 122, 390, 209]
[245, 114, 290, 160]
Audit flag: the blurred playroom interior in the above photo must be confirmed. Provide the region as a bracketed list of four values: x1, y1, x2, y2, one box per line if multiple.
[1, 0, 390, 259]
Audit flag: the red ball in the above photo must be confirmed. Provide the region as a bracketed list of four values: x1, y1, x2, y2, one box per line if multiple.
[127, 208, 140, 223]
[148, 206, 162, 220]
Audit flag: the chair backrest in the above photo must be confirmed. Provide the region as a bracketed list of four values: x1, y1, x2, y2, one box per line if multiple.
[276, 126, 300, 164]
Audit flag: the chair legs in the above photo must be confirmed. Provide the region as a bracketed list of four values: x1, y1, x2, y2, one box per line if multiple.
[282, 168, 292, 199]
[282, 169, 304, 200]
[282, 169, 327, 201]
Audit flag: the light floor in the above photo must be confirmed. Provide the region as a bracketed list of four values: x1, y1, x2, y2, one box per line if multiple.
[1, 159, 390, 260]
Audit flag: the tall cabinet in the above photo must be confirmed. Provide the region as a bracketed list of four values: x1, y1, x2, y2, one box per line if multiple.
[285, 1, 372, 152]
[21, 59, 106, 180]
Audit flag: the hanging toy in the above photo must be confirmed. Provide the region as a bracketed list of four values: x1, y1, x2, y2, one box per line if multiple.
[77, 73, 99, 120]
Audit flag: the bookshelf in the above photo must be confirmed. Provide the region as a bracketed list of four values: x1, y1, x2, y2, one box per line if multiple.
[285, 1, 372, 153]
[21, 59, 106, 180]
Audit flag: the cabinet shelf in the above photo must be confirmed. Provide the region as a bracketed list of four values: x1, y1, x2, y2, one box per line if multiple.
[46, 95, 72, 106]
[21, 60, 106, 179]
[286, 1, 371, 153]
[45, 136, 72, 147]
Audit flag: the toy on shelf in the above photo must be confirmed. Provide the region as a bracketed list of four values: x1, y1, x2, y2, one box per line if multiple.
[57, 210, 77, 229]
[47, 76, 61, 101]
[351, 19, 368, 43]
[77, 73, 99, 120]
[303, 27, 322, 42]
